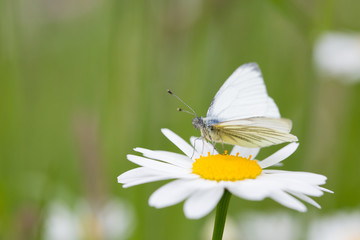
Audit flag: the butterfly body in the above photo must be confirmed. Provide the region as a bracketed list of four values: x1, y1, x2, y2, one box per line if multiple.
[192, 117, 219, 143]
[191, 63, 298, 148]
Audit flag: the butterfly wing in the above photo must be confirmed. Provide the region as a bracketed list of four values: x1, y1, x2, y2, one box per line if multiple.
[206, 63, 280, 121]
[204, 63, 297, 147]
[211, 117, 298, 148]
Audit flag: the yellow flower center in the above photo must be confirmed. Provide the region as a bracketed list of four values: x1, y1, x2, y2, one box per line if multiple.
[192, 151, 262, 182]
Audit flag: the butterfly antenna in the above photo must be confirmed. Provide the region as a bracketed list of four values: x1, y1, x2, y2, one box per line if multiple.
[167, 89, 198, 117]
[177, 108, 194, 115]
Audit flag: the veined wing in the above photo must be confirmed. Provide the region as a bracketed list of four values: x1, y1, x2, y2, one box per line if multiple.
[216, 117, 293, 133]
[206, 63, 280, 121]
[212, 118, 298, 148]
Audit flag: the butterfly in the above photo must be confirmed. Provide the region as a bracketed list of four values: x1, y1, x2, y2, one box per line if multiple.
[169, 63, 298, 148]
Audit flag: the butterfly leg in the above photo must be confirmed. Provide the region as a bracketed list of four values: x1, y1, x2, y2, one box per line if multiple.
[219, 135, 226, 153]
[191, 137, 204, 158]
[191, 145, 196, 159]
[201, 138, 205, 155]
[207, 135, 219, 154]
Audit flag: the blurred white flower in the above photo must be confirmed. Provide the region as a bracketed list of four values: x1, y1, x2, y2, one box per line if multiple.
[118, 128, 331, 219]
[43, 202, 81, 240]
[237, 211, 301, 240]
[98, 200, 135, 240]
[313, 32, 360, 83]
[43, 198, 134, 240]
[307, 210, 360, 240]
[201, 217, 238, 240]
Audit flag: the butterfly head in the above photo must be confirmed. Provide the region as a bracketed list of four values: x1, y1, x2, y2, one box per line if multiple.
[192, 117, 205, 130]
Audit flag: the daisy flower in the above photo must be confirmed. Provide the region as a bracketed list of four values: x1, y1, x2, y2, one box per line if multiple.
[118, 129, 331, 219]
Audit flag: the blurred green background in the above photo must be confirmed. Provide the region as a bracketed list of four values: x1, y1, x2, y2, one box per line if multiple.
[1, 0, 360, 239]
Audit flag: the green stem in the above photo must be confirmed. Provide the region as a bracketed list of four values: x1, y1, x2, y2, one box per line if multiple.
[212, 190, 232, 240]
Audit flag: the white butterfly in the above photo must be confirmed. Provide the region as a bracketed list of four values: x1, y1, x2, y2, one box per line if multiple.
[170, 63, 298, 148]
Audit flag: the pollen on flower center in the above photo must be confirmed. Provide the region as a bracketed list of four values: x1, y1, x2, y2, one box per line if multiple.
[192, 151, 262, 182]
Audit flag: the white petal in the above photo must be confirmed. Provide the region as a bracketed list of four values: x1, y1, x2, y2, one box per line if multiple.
[117, 167, 162, 183]
[134, 147, 193, 168]
[123, 175, 174, 188]
[127, 155, 191, 175]
[184, 187, 224, 219]
[260, 174, 324, 197]
[259, 143, 299, 168]
[318, 187, 334, 193]
[230, 146, 260, 159]
[271, 162, 284, 167]
[149, 179, 202, 208]
[190, 137, 217, 156]
[161, 129, 194, 158]
[226, 179, 275, 201]
[289, 192, 321, 209]
[270, 191, 307, 212]
[262, 171, 327, 185]
[286, 183, 323, 197]
[120, 173, 197, 187]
